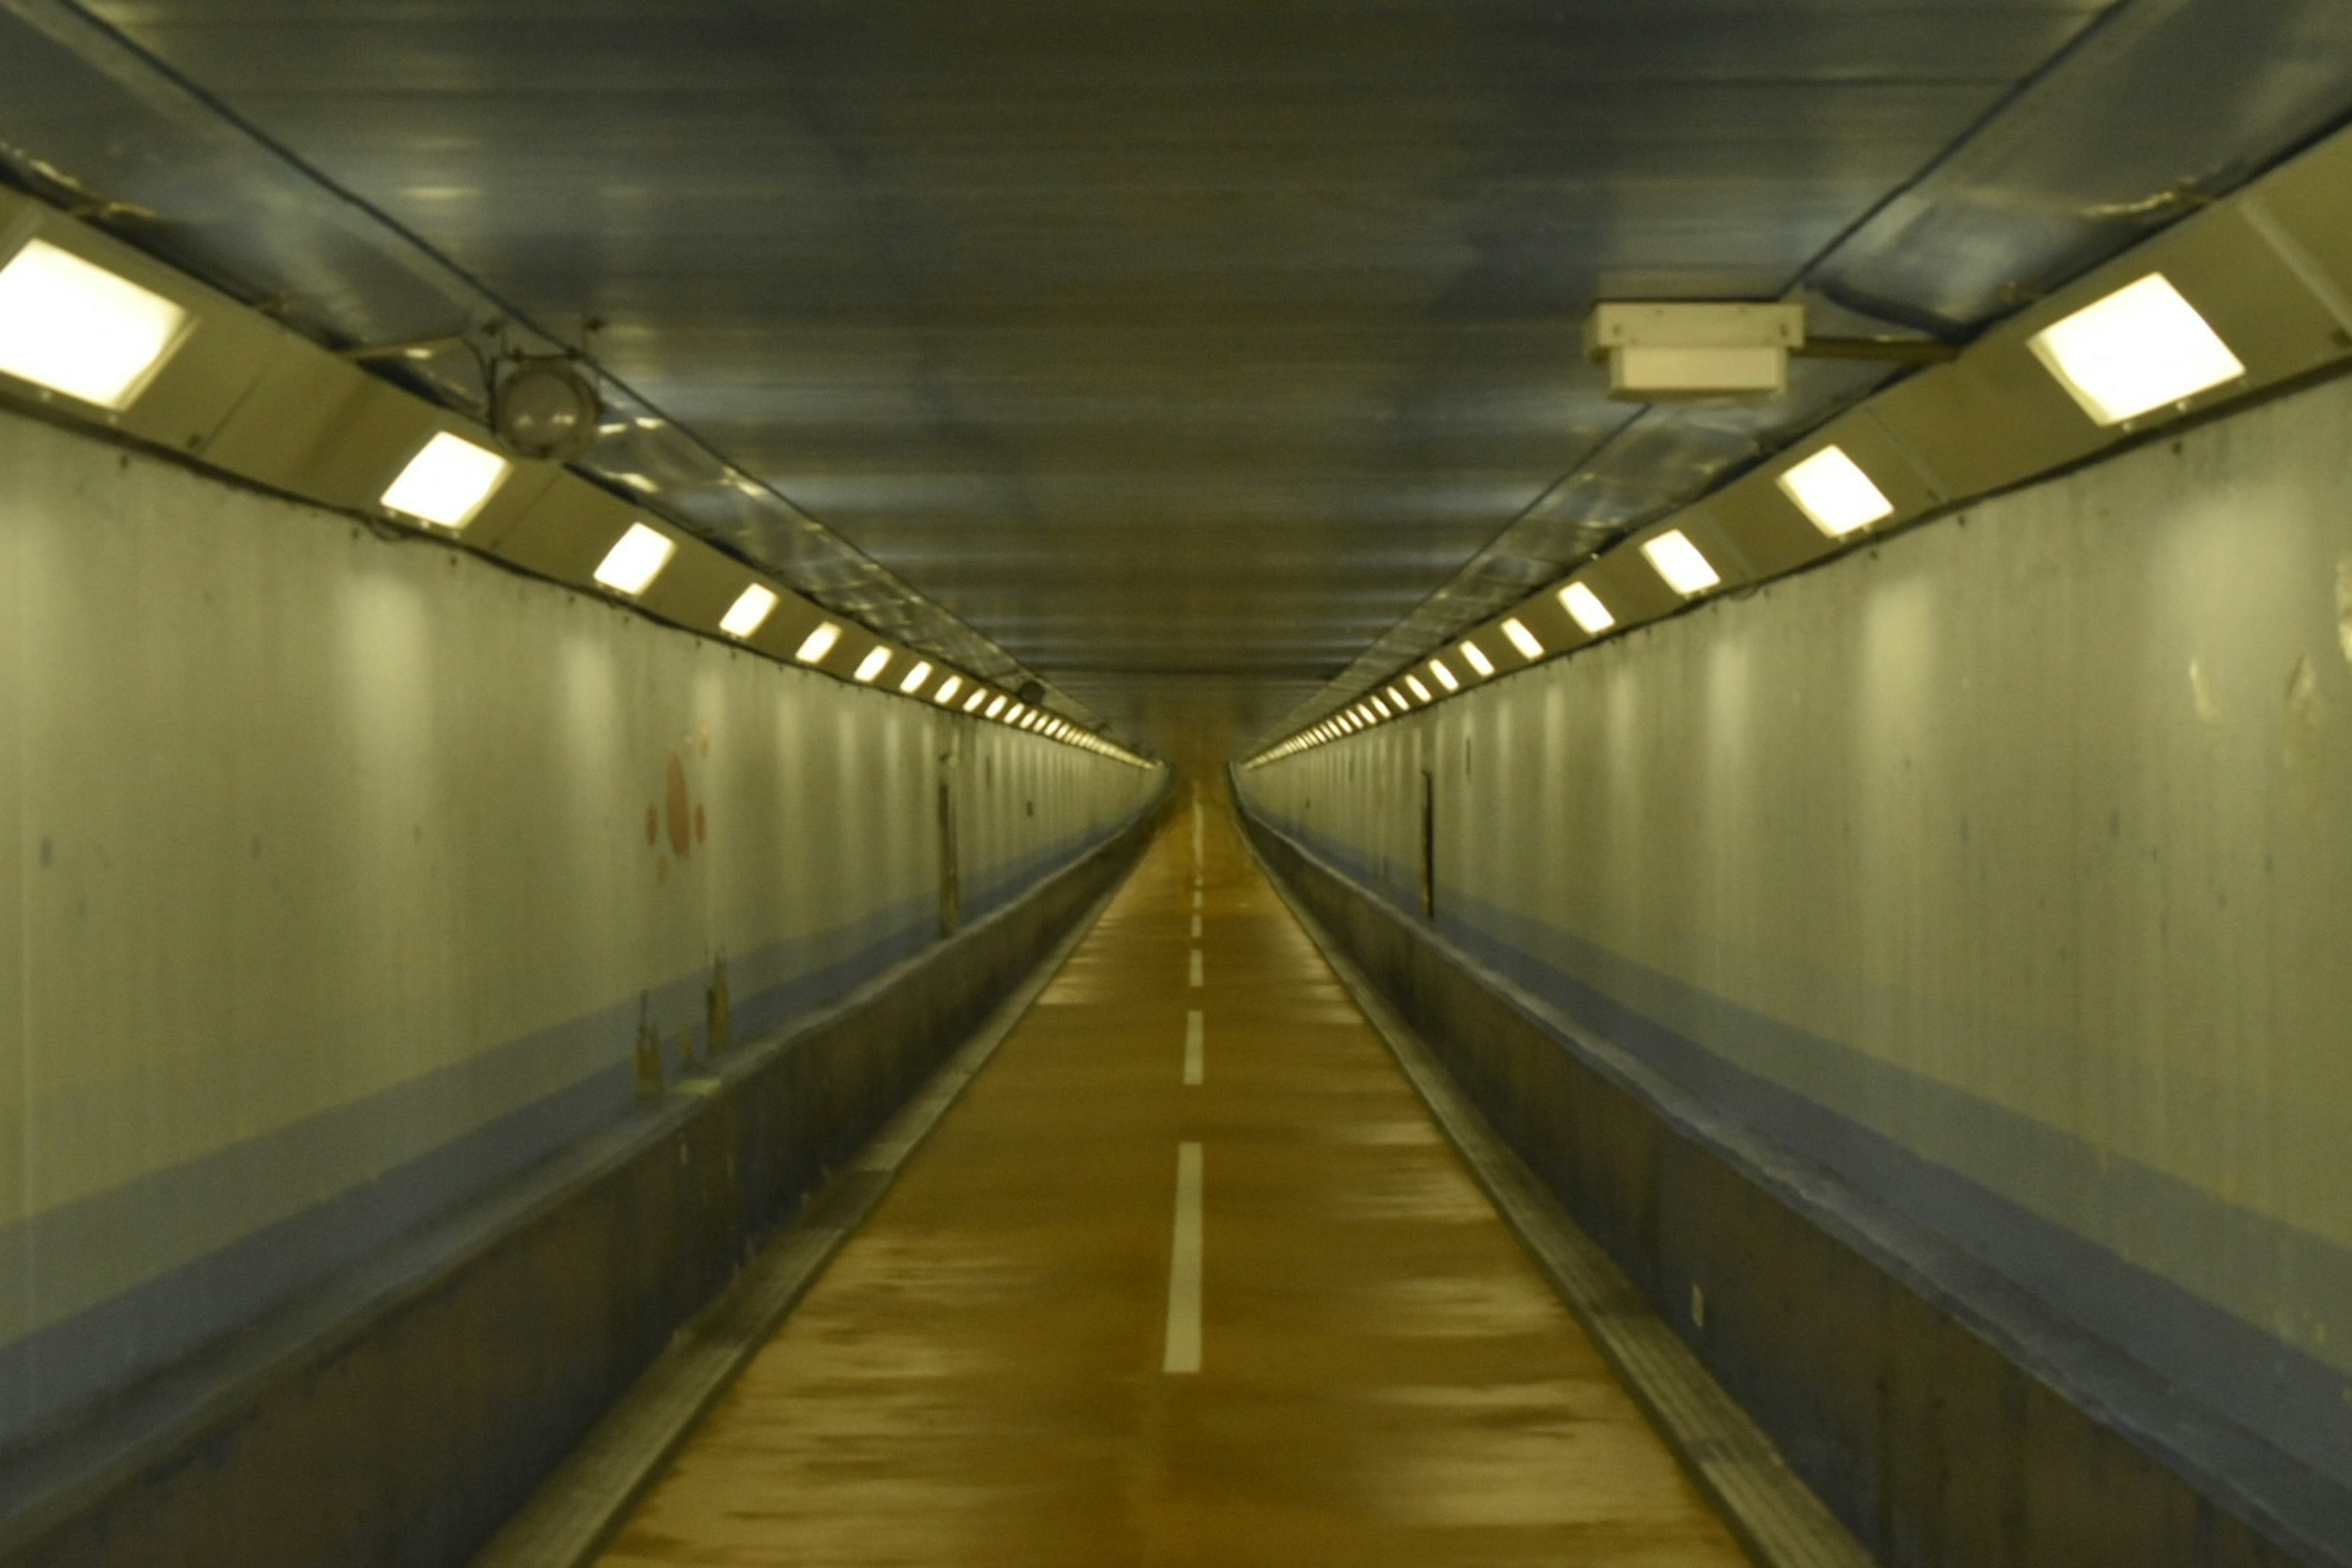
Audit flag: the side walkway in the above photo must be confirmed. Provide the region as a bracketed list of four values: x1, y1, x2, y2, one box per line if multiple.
[592, 792, 1746, 1566]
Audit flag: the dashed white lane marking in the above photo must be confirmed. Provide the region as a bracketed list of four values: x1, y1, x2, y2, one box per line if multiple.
[1164, 1142, 1204, 1374]
[1192, 889, 1202, 910]
[1190, 914, 1202, 938]
[1188, 949, 1203, 988]
[1183, 1010, 1204, 1086]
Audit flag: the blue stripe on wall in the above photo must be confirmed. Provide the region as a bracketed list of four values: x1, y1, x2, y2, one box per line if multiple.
[1253, 809, 2352, 1509]
[0, 820, 1123, 1450]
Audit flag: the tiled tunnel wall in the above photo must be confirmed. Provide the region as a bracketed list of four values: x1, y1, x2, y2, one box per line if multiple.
[1235, 368, 2352, 1565]
[0, 402, 1161, 1454]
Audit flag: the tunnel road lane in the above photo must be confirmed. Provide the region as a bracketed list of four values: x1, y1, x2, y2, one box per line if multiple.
[592, 798, 1749, 1567]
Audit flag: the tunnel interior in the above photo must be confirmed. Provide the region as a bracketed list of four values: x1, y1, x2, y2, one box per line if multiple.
[1, 4, 2351, 1566]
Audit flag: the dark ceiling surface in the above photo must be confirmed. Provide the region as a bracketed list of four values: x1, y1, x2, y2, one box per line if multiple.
[23, 1, 2352, 750]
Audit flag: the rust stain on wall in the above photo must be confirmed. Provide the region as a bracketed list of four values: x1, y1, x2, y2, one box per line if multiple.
[666, 753, 693, 858]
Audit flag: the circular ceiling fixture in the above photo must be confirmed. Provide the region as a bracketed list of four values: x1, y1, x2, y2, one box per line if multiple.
[494, 357, 602, 461]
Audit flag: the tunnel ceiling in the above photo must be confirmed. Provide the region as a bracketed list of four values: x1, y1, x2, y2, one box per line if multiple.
[25, 1, 2352, 750]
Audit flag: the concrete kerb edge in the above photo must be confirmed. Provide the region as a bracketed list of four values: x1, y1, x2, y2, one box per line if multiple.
[467, 794, 1165, 1568]
[0, 783, 1174, 1568]
[1226, 775, 1872, 1568]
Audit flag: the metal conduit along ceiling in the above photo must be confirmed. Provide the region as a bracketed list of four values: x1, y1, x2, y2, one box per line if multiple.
[28, 0, 2352, 753]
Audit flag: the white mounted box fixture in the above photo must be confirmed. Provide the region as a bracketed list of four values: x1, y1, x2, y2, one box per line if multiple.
[1501, 617, 1544, 659]
[1457, 641, 1494, 677]
[934, 674, 963, 705]
[592, 523, 676, 595]
[853, 646, 891, 683]
[1777, 445, 1895, 538]
[2027, 273, 2245, 426]
[898, 659, 933, 695]
[719, 584, 778, 638]
[1584, 301, 1805, 401]
[381, 431, 511, 530]
[0, 237, 194, 411]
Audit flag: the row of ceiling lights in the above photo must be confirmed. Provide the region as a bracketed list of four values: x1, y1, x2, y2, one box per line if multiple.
[372, 431, 1144, 760]
[0, 213, 1150, 769]
[1248, 123, 2352, 768]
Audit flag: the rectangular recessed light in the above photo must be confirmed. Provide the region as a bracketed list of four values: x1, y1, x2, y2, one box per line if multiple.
[963, 688, 989, 712]
[795, 621, 842, 664]
[1384, 686, 1408, 709]
[1642, 529, 1721, 595]
[0, 238, 193, 410]
[986, 695, 1009, 718]
[1371, 696, 1392, 718]
[381, 430, 510, 530]
[898, 659, 933, 695]
[1558, 582, 1615, 634]
[1430, 658, 1460, 692]
[719, 584, 779, 638]
[1404, 675, 1432, 703]
[1457, 641, 1494, 677]
[593, 522, 676, 595]
[1777, 445, 1894, 538]
[854, 646, 892, 683]
[1502, 618, 1544, 659]
[934, 674, 963, 704]
[2027, 273, 2244, 426]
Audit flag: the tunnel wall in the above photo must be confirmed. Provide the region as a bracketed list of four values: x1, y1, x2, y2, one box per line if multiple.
[0, 401, 1159, 1456]
[1234, 369, 2352, 1565]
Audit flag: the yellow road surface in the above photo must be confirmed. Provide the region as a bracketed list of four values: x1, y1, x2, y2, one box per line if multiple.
[595, 800, 1747, 1566]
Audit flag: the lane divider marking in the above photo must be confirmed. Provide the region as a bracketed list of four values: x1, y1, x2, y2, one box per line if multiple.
[1184, 1010, 1204, 1086]
[1164, 1142, 1204, 1374]
[1192, 889, 1202, 910]
[1191, 914, 1202, 938]
[1188, 949, 1203, 988]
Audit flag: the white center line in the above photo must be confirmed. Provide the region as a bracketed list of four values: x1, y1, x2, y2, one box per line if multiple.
[1192, 889, 1202, 910]
[1190, 914, 1202, 938]
[1164, 1142, 1204, 1373]
[1183, 1009, 1204, 1085]
[1188, 949, 1203, 988]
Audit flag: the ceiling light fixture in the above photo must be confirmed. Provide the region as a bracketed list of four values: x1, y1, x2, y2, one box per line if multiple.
[1642, 530, 1721, 596]
[1404, 675, 1432, 703]
[795, 622, 842, 664]
[1458, 641, 1494, 677]
[934, 674, 963, 705]
[1501, 618, 1544, 660]
[898, 659, 933, 695]
[592, 523, 676, 595]
[0, 238, 193, 410]
[963, 688, 989, 712]
[2027, 273, 2245, 426]
[1558, 582, 1614, 635]
[1777, 445, 1894, 538]
[380, 431, 510, 530]
[986, 695, 1009, 718]
[1429, 658, 1460, 692]
[854, 647, 892, 684]
[719, 584, 778, 638]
